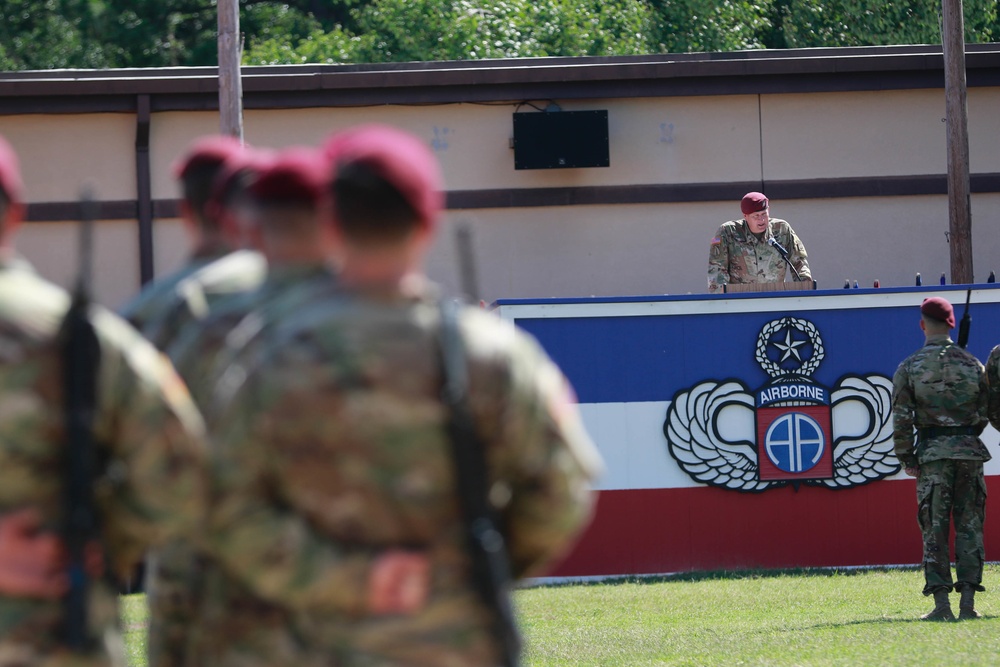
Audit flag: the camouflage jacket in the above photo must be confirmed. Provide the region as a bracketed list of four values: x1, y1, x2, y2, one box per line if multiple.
[148, 262, 336, 667]
[0, 257, 207, 667]
[117, 248, 231, 338]
[986, 344, 1000, 432]
[707, 218, 811, 293]
[141, 249, 267, 353]
[891, 333, 990, 468]
[204, 280, 603, 666]
[167, 261, 334, 410]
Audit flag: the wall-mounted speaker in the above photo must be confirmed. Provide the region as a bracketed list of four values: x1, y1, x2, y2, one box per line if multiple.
[512, 110, 610, 170]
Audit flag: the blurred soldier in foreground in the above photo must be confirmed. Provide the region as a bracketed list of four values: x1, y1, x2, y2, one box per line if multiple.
[167, 145, 337, 408]
[707, 191, 812, 293]
[203, 124, 603, 665]
[0, 137, 207, 664]
[149, 146, 340, 667]
[891, 297, 989, 621]
[118, 135, 265, 346]
[140, 147, 272, 355]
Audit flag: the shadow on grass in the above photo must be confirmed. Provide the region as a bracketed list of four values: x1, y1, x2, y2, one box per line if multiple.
[531, 564, 924, 588]
[800, 614, 996, 630]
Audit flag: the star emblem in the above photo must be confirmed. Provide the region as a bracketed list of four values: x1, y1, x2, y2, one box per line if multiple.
[773, 328, 806, 362]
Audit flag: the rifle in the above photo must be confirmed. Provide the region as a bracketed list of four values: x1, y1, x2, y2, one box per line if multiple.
[59, 187, 101, 650]
[957, 288, 972, 349]
[454, 221, 481, 305]
[439, 300, 521, 667]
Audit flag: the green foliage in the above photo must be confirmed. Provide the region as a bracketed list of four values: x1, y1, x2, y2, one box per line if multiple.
[649, 0, 772, 53]
[1, 0, 998, 70]
[353, 0, 652, 61]
[771, 0, 996, 49]
[0, 0, 106, 69]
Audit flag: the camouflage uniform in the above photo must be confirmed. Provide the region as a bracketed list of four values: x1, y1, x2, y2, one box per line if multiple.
[892, 333, 990, 595]
[116, 249, 265, 667]
[985, 345, 1000, 431]
[148, 262, 336, 667]
[140, 249, 267, 353]
[707, 218, 811, 293]
[119, 248, 229, 337]
[204, 281, 603, 666]
[0, 256, 207, 667]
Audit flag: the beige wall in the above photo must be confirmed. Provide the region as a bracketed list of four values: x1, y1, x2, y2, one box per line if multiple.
[3, 85, 999, 308]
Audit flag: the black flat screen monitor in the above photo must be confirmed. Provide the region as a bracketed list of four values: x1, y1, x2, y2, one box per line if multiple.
[513, 110, 610, 170]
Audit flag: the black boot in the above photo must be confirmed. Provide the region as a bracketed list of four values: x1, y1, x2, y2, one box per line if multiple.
[958, 586, 982, 620]
[920, 589, 955, 621]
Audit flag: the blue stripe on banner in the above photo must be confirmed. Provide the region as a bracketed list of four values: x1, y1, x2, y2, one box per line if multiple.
[510, 290, 1000, 405]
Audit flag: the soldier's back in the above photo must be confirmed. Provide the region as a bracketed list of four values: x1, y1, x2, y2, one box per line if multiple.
[0, 259, 206, 667]
[206, 283, 600, 666]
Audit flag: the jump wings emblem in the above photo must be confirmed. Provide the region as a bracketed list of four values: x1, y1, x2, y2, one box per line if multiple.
[663, 317, 900, 492]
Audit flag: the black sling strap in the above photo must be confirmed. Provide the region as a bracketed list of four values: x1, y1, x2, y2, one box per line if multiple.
[439, 300, 521, 667]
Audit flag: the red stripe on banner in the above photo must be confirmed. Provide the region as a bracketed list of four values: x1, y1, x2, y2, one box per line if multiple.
[549, 477, 1000, 577]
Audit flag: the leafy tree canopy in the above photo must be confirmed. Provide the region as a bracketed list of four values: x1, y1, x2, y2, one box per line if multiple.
[0, 0, 995, 70]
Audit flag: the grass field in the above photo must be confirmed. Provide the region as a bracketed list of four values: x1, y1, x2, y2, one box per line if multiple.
[122, 565, 1000, 666]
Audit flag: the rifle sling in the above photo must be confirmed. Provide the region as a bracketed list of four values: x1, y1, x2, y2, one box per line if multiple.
[439, 300, 521, 667]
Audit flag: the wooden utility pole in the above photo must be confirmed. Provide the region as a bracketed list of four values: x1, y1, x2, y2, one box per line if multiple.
[942, 0, 973, 283]
[218, 0, 244, 142]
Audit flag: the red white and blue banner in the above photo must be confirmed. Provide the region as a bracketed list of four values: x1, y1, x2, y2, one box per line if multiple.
[494, 285, 1000, 578]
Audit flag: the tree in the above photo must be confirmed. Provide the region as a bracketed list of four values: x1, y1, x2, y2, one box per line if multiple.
[2, 0, 998, 70]
[648, 0, 772, 53]
[768, 0, 995, 49]
[245, 0, 654, 64]
[0, 0, 108, 70]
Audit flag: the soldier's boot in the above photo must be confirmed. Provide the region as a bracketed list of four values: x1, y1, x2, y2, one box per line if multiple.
[958, 587, 982, 620]
[920, 589, 955, 621]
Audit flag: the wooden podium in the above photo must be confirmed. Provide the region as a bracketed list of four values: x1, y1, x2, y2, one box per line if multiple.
[723, 280, 817, 294]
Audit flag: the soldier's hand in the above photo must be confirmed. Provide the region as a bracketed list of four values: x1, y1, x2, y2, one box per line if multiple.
[904, 466, 919, 477]
[366, 550, 430, 615]
[0, 508, 68, 599]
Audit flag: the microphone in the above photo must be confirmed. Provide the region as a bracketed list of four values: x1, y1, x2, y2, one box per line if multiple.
[768, 237, 790, 257]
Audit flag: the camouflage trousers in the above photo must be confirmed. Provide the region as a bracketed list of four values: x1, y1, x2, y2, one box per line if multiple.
[916, 459, 987, 595]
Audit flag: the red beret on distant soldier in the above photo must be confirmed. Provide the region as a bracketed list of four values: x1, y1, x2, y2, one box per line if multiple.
[173, 134, 244, 180]
[323, 124, 443, 230]
[740, 191, 768, 216]
[249, 146, 328, 206]
[921, 297, 956, 328]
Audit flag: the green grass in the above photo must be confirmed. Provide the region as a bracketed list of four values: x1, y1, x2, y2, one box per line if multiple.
[121, 565, 1000, 666]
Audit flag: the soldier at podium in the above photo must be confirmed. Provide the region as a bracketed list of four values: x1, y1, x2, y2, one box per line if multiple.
[707, 191, 812, 293]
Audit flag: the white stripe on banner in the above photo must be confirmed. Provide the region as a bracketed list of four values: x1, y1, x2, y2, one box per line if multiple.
[579, 402, 1000, 492]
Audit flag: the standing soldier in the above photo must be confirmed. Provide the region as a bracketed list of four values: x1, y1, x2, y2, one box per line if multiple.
[0, 137, 208, 664]
[148, 146, 340, 667]
[202, 124, 603, 666]
[891, 296, 990, 621]
[166, 145, 337, 408]
[118, 135, 266, 347]
[707, 191, 812, 293]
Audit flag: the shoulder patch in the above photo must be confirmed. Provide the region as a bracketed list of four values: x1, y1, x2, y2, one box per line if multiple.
[710, 237, 721, 246]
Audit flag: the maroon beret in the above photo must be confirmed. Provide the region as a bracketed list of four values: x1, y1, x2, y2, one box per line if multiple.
[323, 124, 443, 230]
[921, 297, 955, 328]
[208, 147, 274, 208]
[249, 146, 328, 206]
[0, 135, 25, 206]
[173, 134, 244, 180]
[741, 192, 768, 215]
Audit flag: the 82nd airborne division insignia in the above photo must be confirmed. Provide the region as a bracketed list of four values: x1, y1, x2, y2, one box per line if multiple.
[754, 318, 832, 482]
[663, 316, 900, 493]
